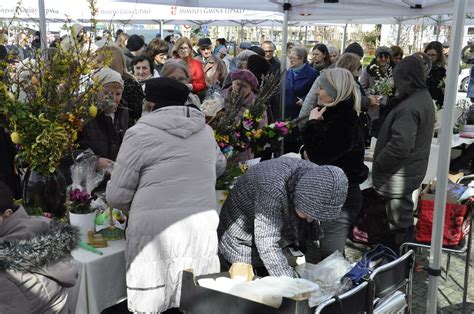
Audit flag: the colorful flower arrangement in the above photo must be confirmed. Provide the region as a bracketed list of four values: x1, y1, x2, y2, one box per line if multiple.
[213, 73, 293, 158]
[0, 0, 107, 176]
[67, 188, 94, 214]
[211, 73, 294, 189]
[214, 109, 294, 159]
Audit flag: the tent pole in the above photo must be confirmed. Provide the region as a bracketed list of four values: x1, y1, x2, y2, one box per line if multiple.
[426, 0, 467, 313]
[38, 0, 47, 50]
[160, 20, 163, 38]
[341, 23, 348, 52]
[280, 0, 290, 155]
[435, 15, 441, 41]
[270, 23, 274, 42]
[396, 19, 402, 46]
[419, 18, 425, 51]
[304, 25, 308, 47]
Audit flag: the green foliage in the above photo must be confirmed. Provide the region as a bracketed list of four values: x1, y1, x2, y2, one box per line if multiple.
[0, 0, 108, 176]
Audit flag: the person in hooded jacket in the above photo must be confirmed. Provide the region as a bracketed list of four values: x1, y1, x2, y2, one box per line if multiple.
[301, 68, 368, 260]
[106, 77, 222, 313]
[0, 181, 79, 314]
[218, 157, 348, 277]
[372, 55, 435, 251]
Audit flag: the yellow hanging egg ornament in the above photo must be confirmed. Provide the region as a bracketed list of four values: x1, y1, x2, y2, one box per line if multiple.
[89, 105, 98, 118]
[10, 132, 21, 144]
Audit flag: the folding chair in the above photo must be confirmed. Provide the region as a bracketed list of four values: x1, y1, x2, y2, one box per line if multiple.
[369, 250, 415, 313]
[314, 281, 373, 314]
[400, 231, 472, 314]
[400, 175, 473, 314]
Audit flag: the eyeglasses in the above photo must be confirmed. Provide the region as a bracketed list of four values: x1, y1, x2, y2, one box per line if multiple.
[179, 47, 190, 51]
[200, 47, 212, 51]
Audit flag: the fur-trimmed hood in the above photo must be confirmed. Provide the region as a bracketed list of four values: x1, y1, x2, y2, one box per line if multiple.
[0, 214, 79, 272]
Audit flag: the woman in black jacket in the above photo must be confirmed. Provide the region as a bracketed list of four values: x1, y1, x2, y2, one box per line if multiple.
[301, 67, 368, 260]
[424, 41, 446, 108]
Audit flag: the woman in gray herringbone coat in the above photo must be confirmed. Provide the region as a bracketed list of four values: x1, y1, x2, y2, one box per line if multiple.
[217, 157, 348, 277]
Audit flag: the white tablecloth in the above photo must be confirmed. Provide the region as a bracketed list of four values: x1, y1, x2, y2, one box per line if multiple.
[69, 240, 127, 314]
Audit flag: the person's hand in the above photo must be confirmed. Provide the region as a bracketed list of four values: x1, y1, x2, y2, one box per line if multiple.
[96, 157, 114, 171]
[186, 83, 193, 91]
[296, 97, 303, 107]
[309, 106, 326, 121]
[369, 95, 380, 107]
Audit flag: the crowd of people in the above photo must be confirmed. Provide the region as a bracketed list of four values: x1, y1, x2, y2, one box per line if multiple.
[0, 24, 458, 313]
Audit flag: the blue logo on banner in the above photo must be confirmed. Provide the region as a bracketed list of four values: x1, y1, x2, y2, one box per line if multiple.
[202, 24, 209, 36]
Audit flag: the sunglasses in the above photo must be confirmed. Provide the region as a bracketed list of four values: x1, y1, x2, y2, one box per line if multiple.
[378, 53, 390, 59]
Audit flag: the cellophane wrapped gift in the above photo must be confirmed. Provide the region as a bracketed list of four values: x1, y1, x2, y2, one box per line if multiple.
[70, 149, 104, 193]
[93, 195, 127, 240]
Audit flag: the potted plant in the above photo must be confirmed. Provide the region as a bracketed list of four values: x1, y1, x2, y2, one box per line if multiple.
[0, 0, 107, 217]
[67, 188, 96, 241]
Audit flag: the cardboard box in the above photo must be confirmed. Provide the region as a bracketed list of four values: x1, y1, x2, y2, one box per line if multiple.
[180, 270, 314, 314]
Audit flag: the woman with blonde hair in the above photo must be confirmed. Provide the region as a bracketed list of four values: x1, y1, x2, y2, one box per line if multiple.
[95, 45, 144, 125]
[116, 32, 129, 49]
[172, 37, 206, 94]
[301, 67, 368, 260]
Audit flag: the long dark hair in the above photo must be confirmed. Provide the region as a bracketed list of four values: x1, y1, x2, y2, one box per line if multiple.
[313, 43, 331, 66]
[424, 41, 446, 68]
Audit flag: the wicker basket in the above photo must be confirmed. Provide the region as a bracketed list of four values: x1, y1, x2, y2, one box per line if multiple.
[99, 226, 124, 240]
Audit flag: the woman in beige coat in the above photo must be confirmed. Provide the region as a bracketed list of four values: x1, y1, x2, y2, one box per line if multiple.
[106, 77, 221, 313]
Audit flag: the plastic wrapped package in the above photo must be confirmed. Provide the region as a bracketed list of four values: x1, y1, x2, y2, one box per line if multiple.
[200, 91, 225, 117]
[228, 276, 319, 308]
[295, 251, 353, 307]
[70, 149, 104, 193]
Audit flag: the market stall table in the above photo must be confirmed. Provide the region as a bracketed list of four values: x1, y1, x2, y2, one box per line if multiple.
[69, 239, 127, 314]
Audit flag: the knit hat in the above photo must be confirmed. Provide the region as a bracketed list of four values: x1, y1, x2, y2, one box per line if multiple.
[230, 69, 259, 91]
[247, 55, 270, 84]
[239, 42, 252, 49]
[197, 38, 212, 48]
[145, 77, 189, 109]
[344, 42, 364, 58]
[249, 46, 265, 57]
[126, 34, 145, 52]
[317, 71, 338, 99]
[294, 165, 348, 221]
[376, 46, 392, 57]
[0, 181, 15, 213]
[94, 67, 124, 88]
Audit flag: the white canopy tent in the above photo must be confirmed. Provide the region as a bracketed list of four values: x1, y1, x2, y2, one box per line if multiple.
[8, 0, 472, 312]
[102, 1, 471, 313]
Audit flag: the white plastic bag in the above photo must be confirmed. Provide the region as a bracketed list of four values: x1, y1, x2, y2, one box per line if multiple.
[295, 251, 353, 307]
[228, 276, 319, 308]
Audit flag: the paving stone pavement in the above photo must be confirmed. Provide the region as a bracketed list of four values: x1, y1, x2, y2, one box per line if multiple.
[345, 229, 473, 314]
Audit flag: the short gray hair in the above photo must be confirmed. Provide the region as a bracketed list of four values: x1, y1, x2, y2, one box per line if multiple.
[336, 53, 360, 76]
[328, 46, 339, 55]
[291, 47, 308, 62]
[161, 59, 190, 80]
